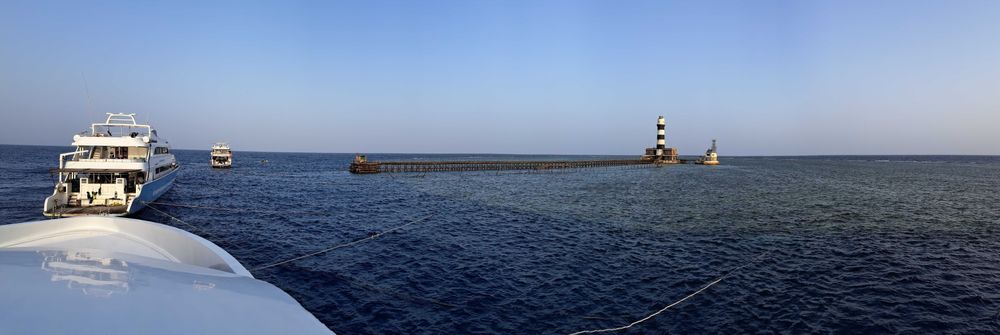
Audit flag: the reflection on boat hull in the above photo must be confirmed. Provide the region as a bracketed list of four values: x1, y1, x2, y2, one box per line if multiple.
[0, 217, 333, 334]
[42, 251, 131, 298]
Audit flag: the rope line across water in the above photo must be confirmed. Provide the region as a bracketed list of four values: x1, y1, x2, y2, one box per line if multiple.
[142, 203, 449, 308]
[143, 201, 281, 214]
[567, 250, 773, 335]
[143, 202, 226, 242]
[145, 199, 766, 330]
[252, 214, 435, 271]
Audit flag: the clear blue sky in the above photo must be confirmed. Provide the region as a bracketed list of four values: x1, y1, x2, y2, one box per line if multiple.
[2, 0, 999, 155]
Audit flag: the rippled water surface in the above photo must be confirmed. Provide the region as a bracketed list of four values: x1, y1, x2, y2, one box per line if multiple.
[2, 145, 999, 334]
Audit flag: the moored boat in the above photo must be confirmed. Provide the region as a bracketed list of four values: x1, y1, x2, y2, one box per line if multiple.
[696, 139, 720, 165]
[43, 113, 179, 217]
[211, 142, 232, 168]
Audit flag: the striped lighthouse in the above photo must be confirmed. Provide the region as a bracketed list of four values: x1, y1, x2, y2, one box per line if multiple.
[656, 116, 666, 157]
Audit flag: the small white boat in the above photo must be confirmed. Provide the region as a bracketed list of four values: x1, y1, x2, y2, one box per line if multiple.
[211, 142, 233, 168]
[0, 216, 333, 334]
[696, 139, 720, 165]
[43, 113, 179, 217]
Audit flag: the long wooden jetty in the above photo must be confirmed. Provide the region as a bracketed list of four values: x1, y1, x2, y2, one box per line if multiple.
[349, 155, 661, 174]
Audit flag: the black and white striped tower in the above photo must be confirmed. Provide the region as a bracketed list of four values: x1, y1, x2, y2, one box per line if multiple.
[656, 116, 666, 157]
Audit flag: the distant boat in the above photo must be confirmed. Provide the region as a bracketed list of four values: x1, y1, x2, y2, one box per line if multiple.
[0, 216, 332, 334]
[695, 139, 720, 165]
[43, 113, 179, 217]
[211, 142, 233, 168]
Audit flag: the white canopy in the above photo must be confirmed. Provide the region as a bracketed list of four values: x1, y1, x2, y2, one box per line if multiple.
[72, 136, 148, 147]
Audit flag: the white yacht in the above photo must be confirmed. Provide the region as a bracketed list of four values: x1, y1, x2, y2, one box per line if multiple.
[0, 216, 332, 334]
[43, 113, 179, 217]
[211, 142, 233, 168]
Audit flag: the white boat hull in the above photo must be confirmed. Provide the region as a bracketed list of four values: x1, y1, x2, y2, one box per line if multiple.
[0, 217, 333, 334]
[43, 167, 179, 217]
[126, 166, 178, 215]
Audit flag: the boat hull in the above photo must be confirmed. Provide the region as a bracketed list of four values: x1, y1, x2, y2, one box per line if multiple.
[126, 166, 179, 215]
[0, 217, 333, 334]
[43, 166, 179, 218]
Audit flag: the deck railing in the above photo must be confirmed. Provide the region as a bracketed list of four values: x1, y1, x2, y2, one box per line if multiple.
[76, 158, 147, 163]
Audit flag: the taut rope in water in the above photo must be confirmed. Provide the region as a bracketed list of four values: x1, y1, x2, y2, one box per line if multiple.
[146, 199, 772, 326]
[143, 201, 281, 214]
[567, 250, 773, 335]
[144, 201, 435, 272]
[144, 202, 229, 243]
[252, 214, 434, 271]
[143, 203, 451, 307]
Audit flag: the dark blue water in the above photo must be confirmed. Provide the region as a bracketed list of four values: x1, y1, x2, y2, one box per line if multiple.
[2, 145, 999, 334]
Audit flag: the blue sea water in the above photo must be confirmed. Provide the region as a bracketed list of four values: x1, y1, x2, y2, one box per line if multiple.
[2, 144, 999, 334]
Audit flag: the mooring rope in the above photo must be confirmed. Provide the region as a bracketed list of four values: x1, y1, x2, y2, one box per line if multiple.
[143, 203, 451, 308]
[144, 202, 224, 240]
[252, 214, 434, 271]
[143, 201, 281, 214]
[567, 250, 772, 335]
[146, 196, 770, 329]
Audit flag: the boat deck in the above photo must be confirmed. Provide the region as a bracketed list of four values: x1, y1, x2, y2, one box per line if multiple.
[45, 205, 127, 217]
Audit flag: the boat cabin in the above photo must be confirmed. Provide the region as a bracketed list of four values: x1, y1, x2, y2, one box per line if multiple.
[211, 143, 232, 168]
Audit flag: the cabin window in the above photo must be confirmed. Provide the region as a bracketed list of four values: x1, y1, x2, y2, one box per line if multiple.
[129, 147, 148, 159]
[112, 147, 128, 159]
[84, 173, 116, 184]
[154, 164, 175, 175]
[153, 147, 170, 155]
[87, 146, 133, 159]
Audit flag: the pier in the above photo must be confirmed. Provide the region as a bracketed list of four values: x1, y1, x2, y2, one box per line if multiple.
[350, 156, 660, 174]
[349, 116, 715, 174]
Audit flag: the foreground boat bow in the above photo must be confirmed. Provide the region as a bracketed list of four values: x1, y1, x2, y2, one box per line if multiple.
[0, 217, 333, 334]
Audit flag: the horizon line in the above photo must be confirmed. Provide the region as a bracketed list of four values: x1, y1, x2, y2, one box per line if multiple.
[1, 143, 998, 157]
